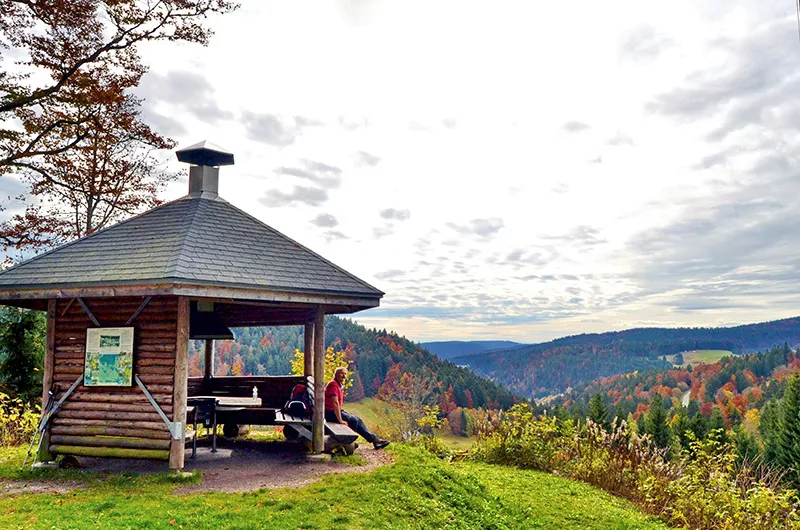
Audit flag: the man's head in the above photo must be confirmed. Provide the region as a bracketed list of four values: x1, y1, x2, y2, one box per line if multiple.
[334, 366, 347, 384]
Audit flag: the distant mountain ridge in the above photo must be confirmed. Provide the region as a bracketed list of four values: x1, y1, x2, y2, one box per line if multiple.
[454, 317, 800, 398]
[421, 340, 525, 360]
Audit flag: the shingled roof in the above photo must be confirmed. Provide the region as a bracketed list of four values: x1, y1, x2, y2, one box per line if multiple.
[0, 195, 383, 308]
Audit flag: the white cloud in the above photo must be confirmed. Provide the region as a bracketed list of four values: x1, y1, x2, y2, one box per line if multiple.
[102, 0, 800, 342]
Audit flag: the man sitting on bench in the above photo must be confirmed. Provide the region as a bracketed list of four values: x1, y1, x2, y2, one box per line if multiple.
[325, 367, 390, 450]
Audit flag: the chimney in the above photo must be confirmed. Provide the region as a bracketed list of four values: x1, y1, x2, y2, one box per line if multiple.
[176, 140, 235, 199]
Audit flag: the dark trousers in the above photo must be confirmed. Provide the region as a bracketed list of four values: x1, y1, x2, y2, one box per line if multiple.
[325, 410, 377, 443]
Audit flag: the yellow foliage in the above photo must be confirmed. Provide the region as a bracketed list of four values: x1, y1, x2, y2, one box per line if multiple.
[0, 393, 39, 446]
[291, 347, 352, 391]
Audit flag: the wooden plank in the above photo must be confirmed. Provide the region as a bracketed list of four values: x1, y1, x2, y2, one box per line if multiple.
[56, 410, 165, 422]
[59, 402, 173, 414]
[51, 426, 171, 440]
[62, 392, 172, 405]
[325, 422, 358, 444]
[76, 298, 101, 326]
[170, 296, 189, 470]
[312, 306, 325, 453]
[52, 418, 168, 432]
[50, 435, 170, 450]
[0, 285, 380, 311]
[50, 445, 169, 460]
[59, 298, 75, 317]
[137, 358, 175, 367]
[125, 296, 152, 325]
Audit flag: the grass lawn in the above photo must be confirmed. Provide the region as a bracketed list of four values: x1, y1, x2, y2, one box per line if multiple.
[673, 349, 732, 366]
[346, 398, 477, 450]
[0, 444, 672, 529]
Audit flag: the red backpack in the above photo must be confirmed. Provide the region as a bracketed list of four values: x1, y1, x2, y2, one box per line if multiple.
[283, 383, 313, 417]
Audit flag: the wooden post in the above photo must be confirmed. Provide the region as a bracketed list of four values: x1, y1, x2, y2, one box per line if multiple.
[312, 307, 325, 453]
[304, 322, 314, 378]
[204, 339, 214, 381]
[170, 297, 190, 470]
[37, 299, 56, 461]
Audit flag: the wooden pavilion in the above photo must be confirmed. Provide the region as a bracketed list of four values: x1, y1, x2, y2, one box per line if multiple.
[0, 141, 383, 469]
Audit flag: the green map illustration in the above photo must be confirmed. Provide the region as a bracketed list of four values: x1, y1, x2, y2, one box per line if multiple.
[84, 351, 132, 386]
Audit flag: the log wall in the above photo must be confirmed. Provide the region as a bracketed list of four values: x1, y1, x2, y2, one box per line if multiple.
[49, 296, 178, 460]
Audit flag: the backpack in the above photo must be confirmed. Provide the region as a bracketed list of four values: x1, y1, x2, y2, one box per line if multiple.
[283, 383, 313, 418]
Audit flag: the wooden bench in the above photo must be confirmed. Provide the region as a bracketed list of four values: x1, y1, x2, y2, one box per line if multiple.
[187, 375, 359, 453]
[188, 375, 305, 435]
[275, 410, 359, 455]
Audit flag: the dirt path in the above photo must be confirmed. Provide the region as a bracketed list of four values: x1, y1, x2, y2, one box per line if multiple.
[1, 439, 393, 496]
[176, 440, 394, 494]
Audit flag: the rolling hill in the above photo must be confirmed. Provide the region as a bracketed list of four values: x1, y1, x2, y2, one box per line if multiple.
[454, 317, 800, 398]
[420, 340, 524, 360]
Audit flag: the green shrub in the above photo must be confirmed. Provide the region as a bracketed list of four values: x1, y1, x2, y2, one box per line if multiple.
[0, 392, 39, 445]
[472, 404, 800, 530]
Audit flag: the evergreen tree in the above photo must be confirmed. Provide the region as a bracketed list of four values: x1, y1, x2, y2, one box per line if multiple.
[777, 375, 800, 483]
[0, 308, 46, 404]
[671, 406, 691, 452]
[760, 399, 780, 463]
[733, 425, 760, 464]
[709, 407, 729, 444]
[690, 411, 707, 441]
[588, 393, 608, 427]
[645, 394, 670, 448]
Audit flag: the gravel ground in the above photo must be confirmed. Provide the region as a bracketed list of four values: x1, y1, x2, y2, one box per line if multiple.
[1, 438, 393, 496]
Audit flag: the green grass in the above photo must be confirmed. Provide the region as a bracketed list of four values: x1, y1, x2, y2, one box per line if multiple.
[346, 398, 477, 450]
[0, 444, 672, 529]
[672, 349, 732, 366]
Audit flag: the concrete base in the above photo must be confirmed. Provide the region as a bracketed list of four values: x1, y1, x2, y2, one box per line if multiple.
[305, 453, 330, 463]
[31, 461, 59, 470]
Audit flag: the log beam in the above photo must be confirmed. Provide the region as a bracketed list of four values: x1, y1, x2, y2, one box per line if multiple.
[312, 306, 325, 453]
[170, 296, 189, 469]
[38, 299, 57, 462]
[204, 340, 214, 381]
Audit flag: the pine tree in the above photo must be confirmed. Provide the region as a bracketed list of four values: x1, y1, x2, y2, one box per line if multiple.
[690, 411, 708, 442]
[588, 393, 608, 427]
[0, 308, 45, 404]
[645, 394, 670, 448]
[671, 406, 691, 452]
[777, 375, 800, 483]
[709, 407, 729, 444]
[760, 399, 780, 463]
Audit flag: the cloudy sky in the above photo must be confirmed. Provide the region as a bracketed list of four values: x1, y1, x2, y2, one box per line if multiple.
[13, 0, 800, 343]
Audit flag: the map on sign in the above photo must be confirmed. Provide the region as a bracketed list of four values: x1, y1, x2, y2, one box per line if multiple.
[84, 327, 134, 386]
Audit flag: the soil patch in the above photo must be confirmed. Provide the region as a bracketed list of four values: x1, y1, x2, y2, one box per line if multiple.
[176, 439, 394, 494]
[52, 438, 393, 494]
[0, 479, 81, 496]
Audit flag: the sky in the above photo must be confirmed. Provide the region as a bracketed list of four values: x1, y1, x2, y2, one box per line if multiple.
[8, 0, 800, 343]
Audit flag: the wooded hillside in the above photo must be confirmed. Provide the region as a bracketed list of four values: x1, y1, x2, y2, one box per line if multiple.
[456, 317, 800, 397]
[188, 316, 519, 411]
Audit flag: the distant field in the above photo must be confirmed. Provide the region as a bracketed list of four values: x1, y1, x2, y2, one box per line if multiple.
[672, 349, 732, 366]
[346, 398, 476, 449]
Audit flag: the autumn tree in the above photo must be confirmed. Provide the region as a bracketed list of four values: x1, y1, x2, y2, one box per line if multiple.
[1, 0, 236, 171]
[0, 0, 237, 254]
[0, 69, 176, 253]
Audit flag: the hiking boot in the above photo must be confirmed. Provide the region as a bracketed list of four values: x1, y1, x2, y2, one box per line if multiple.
[373, 438, 390, 450]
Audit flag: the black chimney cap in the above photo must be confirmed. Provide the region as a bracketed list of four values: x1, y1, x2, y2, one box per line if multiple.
[176, 140, 234, 167]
